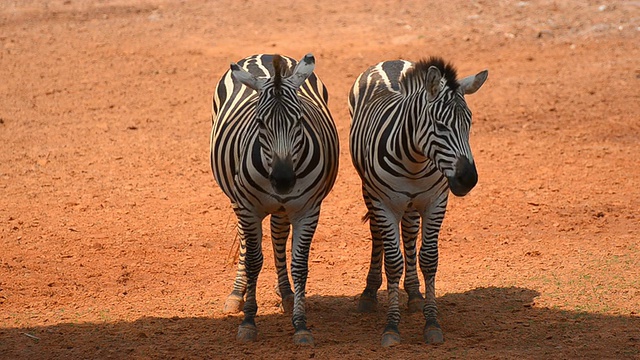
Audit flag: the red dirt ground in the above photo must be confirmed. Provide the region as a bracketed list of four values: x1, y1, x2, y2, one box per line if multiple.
[1, 0, 639, 358]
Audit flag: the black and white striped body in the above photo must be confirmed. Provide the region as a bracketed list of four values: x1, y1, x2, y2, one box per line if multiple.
[211, 54, 339, 345]
[349, 57, 488, 346]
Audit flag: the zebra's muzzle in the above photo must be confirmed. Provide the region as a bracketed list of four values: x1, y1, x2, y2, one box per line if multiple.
[447, 156, 478, 197]
[269, 155, 296, 195]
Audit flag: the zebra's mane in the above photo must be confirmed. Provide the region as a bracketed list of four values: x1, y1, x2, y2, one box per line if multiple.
[271, 54, 292, 96]
[401, 57, 460, 93]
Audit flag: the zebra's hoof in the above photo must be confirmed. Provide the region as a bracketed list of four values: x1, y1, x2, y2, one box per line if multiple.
[280, 294, 294, 314]
[357, 295, 378, 313]
[407, 296, 424, 313]
[423, 325, 444, 344]
[223, 294, 244, 314]
[236, 324, 258, 342]
[293, 329, 314, 346]
[381, 330, 401, 347]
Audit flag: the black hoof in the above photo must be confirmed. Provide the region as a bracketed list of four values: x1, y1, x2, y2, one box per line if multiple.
[423, 321, 444, 344]
[357, 294, 378, 313]
[381, 330, 401, 347]
[293, 329, 314, 346]
[236, 323, 258, 342]
[223, 293, 244, 314]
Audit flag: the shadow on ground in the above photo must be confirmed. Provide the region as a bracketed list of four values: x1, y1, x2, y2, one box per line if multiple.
[2, 287, 638, 359]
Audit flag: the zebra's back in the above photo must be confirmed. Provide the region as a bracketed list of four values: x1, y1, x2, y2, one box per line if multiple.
[348, 60, 413, 119]
[214, 54, 329, 119]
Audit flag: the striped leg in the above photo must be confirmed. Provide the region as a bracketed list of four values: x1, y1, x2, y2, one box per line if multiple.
[358, 189, 383, 313]
[234, 207, 264, 343]
[402, 209, 424, 312]
[289, 209, 320, 346]
[223, 214, 293, 315]
[374, 206, 404, 347]
[419, 193, 448, 344]
[271, 214, 294, 314]
[223, 239, 247, 314]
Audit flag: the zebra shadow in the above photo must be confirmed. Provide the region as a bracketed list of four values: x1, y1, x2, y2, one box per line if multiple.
[2, 287, 638, 358]
[304, 286, 639, 357]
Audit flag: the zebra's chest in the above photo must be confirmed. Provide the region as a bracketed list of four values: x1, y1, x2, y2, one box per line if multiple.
[363, 155, 448, 213]
[382, 174, 446, 201]
[236, 172, 310, 205]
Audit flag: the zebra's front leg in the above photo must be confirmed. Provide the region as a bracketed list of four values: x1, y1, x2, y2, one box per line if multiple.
[375, 209, 404, 347]
[234, 209, 264, 343]
[223, 242, 247, 314]
[288, 212, 320, 346]
[419, 195, 448, 344]
[271, 214, 294, 314]
[402, 209, 424, 312]
[363, 205, 404, 347]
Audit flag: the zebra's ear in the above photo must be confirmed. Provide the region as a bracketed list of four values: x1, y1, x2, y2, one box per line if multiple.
[426, 66, 442, 101]
[459, 70, 488, 95]
[288, 53, 315, 89]
[230, 63, 266, 91]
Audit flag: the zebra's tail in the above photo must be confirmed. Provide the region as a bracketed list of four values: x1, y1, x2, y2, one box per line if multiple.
[361, 211, 371, 224]
[226, 230, 240, 267]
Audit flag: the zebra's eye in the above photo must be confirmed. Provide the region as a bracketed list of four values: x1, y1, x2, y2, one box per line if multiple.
[435, 122, 448, 133]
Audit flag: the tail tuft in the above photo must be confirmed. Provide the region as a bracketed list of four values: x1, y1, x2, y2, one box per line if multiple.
[361, 211, 371, 224]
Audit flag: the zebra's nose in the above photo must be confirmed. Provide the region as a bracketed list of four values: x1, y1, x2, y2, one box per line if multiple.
[270, 155, 296, 195]
[448, 156, 477, 197]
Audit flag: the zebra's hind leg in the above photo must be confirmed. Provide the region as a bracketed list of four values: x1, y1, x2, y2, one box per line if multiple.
[234, 209, 264, 343]
[289, 213, 320, 346]
[358, 226, 383, 313]
[271, 214, 294, 314]
[223, 242, 247, 314]
[402, 209, 424, 313]
[358, 190, 384, 313]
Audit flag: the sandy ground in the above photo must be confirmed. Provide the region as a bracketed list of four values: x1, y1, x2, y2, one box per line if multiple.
[1, 0, 639, 358]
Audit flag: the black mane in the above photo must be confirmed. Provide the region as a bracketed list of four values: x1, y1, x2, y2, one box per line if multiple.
[402, 56, 460, 92]
[271, 54, 292, 95]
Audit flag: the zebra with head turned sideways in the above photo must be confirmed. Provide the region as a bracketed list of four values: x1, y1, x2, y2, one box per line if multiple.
[348, 57, 488, 347]
[210, 53, 339, 346]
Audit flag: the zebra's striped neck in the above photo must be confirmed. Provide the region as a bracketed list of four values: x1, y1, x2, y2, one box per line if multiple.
[392, 93, 433, 164]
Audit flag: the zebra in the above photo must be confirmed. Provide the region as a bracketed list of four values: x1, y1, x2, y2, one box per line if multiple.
[210, 53, 339, 346]
[348, 57, 488, 347]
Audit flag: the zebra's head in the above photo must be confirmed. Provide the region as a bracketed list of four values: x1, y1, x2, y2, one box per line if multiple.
[422, 58, 488, 197]
[230, 54, 315, 195]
